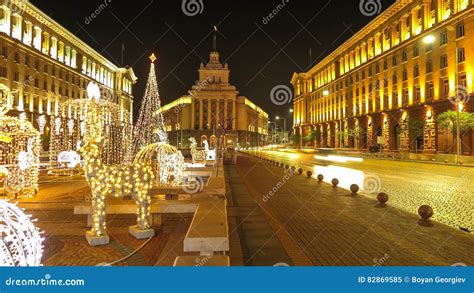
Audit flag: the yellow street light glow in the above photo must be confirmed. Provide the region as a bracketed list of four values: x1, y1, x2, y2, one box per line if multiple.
[323, 90, 330, 96]
[276, 116, 280, 120]
[314, 155, 364, 163]
[423, 35, 435, 44]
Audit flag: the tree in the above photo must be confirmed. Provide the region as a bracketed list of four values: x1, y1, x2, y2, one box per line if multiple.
[437, 110, 474, 152]
[132, 54, 168, 156]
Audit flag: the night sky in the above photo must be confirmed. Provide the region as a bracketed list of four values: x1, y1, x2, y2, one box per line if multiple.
[30, 0, 395, 124]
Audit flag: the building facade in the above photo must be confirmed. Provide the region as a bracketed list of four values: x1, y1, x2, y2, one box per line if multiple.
[159, 48, 268, 148]
[0, 0, 136, 149]
[291, 0, 474, 156]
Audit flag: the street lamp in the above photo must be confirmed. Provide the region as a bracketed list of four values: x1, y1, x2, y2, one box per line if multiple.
[323, 90, 330, 97]
[423, 33, 462, 164]
[276, 116, 287, 143]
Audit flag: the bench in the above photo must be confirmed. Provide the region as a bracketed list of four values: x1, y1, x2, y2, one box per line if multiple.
[74, 200, 198, 227]
[183, 199, 229, 256]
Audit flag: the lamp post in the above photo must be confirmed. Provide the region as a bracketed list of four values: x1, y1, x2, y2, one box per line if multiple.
[276, 116, 287, 143]
[423, 32, 462, 164]
[268, 121, 277, 144]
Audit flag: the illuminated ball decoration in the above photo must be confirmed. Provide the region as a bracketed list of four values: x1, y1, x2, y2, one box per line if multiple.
[0, 200, 43, 266]
[134, 143, 185, 186]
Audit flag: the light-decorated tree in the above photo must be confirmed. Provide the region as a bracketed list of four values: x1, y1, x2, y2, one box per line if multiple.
[132, 53, 168, 157]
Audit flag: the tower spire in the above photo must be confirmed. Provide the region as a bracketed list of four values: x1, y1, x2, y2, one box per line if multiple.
[213, 25, 218, 51]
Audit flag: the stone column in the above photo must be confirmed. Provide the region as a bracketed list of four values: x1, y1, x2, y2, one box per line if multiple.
[367, 116, 374, 147]
[382, 114, 390, 150]
[399, 111, 410, 151]
[423, 106, 437, 153]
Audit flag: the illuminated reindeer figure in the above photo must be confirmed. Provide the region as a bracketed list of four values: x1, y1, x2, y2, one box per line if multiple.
[81, 138, 154, 238]
[188, 137, 207, 164]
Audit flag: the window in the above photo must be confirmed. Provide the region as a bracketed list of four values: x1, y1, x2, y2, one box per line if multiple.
[383, 60, 388, 70]
[0, 67, 7, 78]
[414, 65, 419, 77]
[25, 56, 30, 67]
[14, 52, 19, 63]
[392, 75, 398, 85]
[402, 69, 408, 81]
[402, 51, 408, 62]
[457, 47, 465, 63]
[460, 74, 467, 88]
[403, 90, 409, 105]
[376, 63, 380, 74]
[456, 23, 465, 38]
[415, 87, 421, 103]
[426, 43, 432, 52]
[427, 83, 434, 99]
[426, 60, 433, 73]
[368, 67, 373, 76]
[393, 56, 398, 66]
[440, 54, 448, 68]
[14, 72, 19, 82]
[440, 31, 448, 45]
[443, 79, 449, 96]
[1, 46, 7, 57]
[43, 81, 47, 90]
[35, 60, 39, 70]
[413, 45, 419, 57]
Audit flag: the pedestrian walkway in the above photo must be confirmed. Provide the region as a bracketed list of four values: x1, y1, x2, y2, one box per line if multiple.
[225, 165, 293, 266]
[234, 154, 473, 266]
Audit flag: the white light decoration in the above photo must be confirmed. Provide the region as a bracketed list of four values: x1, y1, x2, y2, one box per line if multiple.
[134, 143, 185, 186]
[132, 54, 168, 157]
[87, 82, 101, 103]
[189, 138, 208, 164]
[0, 200, 43, 266]
[36, 115, 46, 134]
[68, 119, 74, 134]
[57, 150, 81, 168]
[82, 138, 154, 238]
[203, 140, 216, 161]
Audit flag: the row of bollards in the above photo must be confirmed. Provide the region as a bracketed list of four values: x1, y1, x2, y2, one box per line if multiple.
[260, 155, 434, 225]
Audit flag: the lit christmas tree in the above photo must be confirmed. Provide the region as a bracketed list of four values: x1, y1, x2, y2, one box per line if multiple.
[132, 53, 168, 156]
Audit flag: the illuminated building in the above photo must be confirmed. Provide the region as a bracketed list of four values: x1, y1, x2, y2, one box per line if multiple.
[0, 0, 136, 149]
[158, 43, 268, 148]
[291, 0, 473, 155]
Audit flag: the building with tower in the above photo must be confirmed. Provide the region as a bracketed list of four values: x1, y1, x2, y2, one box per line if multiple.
[158, 34, 268, 149]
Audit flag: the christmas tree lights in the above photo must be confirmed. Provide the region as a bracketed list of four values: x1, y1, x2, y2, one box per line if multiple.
[132, 54, 168, 157]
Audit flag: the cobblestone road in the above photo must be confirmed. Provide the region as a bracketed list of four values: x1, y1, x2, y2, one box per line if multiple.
[249, 150, 473, 231]
[234, 154, 473, 266]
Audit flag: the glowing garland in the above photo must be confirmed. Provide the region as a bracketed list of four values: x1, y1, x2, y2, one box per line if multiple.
[0, 116, 40, 198]
[132, 54, 168, 157]
[82, 138, 154, 236]
[189, 138, 208, 164]
[0, 200, 43, 266]
[134, 143, 185, 186]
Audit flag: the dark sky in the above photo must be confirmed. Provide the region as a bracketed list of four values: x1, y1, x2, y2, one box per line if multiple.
[30, 0, 395, 124]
